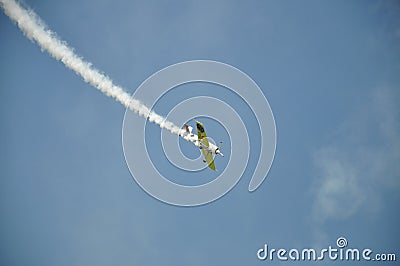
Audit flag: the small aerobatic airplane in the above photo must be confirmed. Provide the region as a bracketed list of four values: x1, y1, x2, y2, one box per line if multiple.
[179, 121, 224, 170]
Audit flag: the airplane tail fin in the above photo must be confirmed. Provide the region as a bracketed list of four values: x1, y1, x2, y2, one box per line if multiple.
[183, 124, 193, 134]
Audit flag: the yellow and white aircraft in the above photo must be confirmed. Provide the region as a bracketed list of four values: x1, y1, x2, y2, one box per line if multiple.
[179, 121, 224, 170]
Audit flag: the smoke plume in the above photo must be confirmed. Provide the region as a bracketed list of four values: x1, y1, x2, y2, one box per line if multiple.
[0, 0, 184, 135]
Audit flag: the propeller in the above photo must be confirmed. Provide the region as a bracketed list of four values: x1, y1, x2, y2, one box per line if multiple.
[216, 141, 224, 157]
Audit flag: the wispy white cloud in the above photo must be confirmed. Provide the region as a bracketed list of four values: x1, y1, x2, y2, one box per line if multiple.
[312, 88, 400, 223]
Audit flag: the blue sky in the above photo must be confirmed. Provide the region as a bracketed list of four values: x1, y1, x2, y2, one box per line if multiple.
[1, 0, 399, 265]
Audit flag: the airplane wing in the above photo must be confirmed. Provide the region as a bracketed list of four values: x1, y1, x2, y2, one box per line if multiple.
[202, 150, 216, 170]
[196, 121, 216, 170]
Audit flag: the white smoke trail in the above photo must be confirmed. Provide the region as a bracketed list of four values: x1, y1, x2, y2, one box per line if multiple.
[0, 0, 184, 136]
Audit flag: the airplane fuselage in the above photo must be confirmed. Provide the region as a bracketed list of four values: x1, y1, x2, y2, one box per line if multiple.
[179, 130, 224, 157]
